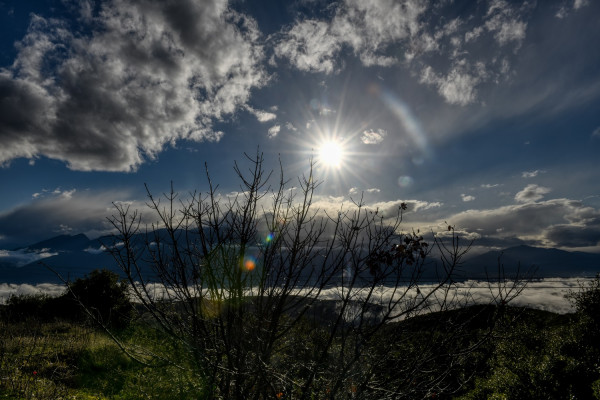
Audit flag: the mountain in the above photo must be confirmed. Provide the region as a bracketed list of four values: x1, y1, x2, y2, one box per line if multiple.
[2, 233, 600, 285]
[23, 233, 93, 252]
[0, 233, 119, 284]
[458, 245, 600, 279]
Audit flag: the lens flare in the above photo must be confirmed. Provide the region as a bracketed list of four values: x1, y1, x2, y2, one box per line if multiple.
[398, 176, 414, 188]
[244, 258, 256, 272]
[265, 232, 274, 244]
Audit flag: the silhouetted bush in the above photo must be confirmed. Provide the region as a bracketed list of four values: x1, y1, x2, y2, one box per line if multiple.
[2, 269, 132, 329]
[66, 269, 133, 329]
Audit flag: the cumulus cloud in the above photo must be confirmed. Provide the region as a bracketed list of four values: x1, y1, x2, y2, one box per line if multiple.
[443, 198, 600, 249]
[274, 0, 426, 72]
[267, 125, 281, 138]
[361, 129, 387, 144]
[275, 1, 532, 106]
[0, 0, 267, 171]
[246, 106, 277, 122]
[274, 19, 341, 74]
[461, 194, 475, 202]
[515, 184, 551, 203]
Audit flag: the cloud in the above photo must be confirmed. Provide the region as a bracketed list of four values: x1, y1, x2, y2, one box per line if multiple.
[461, 194, 475, 202]
[267, 125, 281, 138]
[274, 0, 426, 72]
[285, 122, 297, 132]
[274, 19, 341, 74]
[349, 187, 380, 196]
[484, 0, 528, 46]
[361, 129, 387, 144]
[0, 189, 137, 245]
[515, 184, 551, 203]
[521, 170, 546, 178]
[275, 1, 533, 106]
[592, 127, 600, 138]
[0, 283, 66, 304]
[442, 198, 600, 249]
[0, 278, 589, 314]
[481, 184, 500, 189]
[0, 249, 58, 267]
[0, 0, 267, 171]
[574, 0, 590, 10]
[246, 106, 277, 122]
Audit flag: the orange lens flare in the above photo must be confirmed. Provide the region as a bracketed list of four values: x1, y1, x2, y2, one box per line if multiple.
[244, 259, 256, 271]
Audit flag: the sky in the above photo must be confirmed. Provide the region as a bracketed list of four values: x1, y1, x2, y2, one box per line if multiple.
[0, 0, 599, 253]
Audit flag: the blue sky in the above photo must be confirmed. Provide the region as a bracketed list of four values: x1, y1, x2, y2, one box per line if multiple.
[0, 0, 599, 253]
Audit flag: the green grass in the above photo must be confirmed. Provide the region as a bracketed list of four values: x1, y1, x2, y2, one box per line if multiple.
[0, 320, 207, 399]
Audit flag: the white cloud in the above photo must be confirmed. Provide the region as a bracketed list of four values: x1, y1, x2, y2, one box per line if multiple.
[0, 0, 267, 171]
[461, 194, 475, 202]
[481, 184, 500, 189]
[0, 248, 58, 267]
[285, 122, 297, 132]
[574, 0, 590, 10]
[275, 0, 427, 72]
[274, 19, 341, 74]
[592, 127, 600, 138]
[515, 184, 551, 203]
[267, 125, 281, 139]
[521, 169, 546, 178]
[361, 129, 387, 144]
[420, 65, 483, 106]
[484, 0, 528, 46]
[246, 106, 277, 122]
[275, 1, 533, 107]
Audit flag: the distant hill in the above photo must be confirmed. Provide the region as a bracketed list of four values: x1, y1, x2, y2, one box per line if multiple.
[23, 233, 93, 253]
[2, 234, 600, 284]
[457, 245, 600, 279]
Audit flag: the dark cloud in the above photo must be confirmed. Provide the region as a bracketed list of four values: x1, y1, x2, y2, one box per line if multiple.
[0, 189, 130, 246]
[443, 198, 600, 250]
[0, 0, 267, 171]
[545, 222, 600, 248]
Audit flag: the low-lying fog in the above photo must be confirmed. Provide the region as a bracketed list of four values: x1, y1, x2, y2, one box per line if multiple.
[1, 277, 592, 315]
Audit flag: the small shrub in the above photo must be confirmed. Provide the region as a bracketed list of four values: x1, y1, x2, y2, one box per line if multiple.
[66, 269, 134, 329]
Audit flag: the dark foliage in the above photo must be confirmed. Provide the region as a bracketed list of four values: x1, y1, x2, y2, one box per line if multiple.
[1, 269, 132, 329]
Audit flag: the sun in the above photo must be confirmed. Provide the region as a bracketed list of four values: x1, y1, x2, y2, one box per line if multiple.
[318, 140, 344, 168]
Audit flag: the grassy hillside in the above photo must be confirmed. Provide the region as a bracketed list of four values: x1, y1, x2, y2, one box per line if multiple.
[1, 299, 598, 399]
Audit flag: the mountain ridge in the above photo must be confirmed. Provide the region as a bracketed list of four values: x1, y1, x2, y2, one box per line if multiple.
[1, 234, 599, 284]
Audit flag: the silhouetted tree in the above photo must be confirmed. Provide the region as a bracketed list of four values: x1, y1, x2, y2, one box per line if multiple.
[105, 152, 522, 399]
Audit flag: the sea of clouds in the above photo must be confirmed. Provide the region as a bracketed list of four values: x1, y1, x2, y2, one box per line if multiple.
[0, 277, 590, 315]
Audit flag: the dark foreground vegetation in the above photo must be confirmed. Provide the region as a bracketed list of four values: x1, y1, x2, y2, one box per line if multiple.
[1, 272, 600, 399]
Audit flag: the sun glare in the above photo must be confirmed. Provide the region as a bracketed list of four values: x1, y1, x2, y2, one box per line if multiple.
[318, 140, 344, 168]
